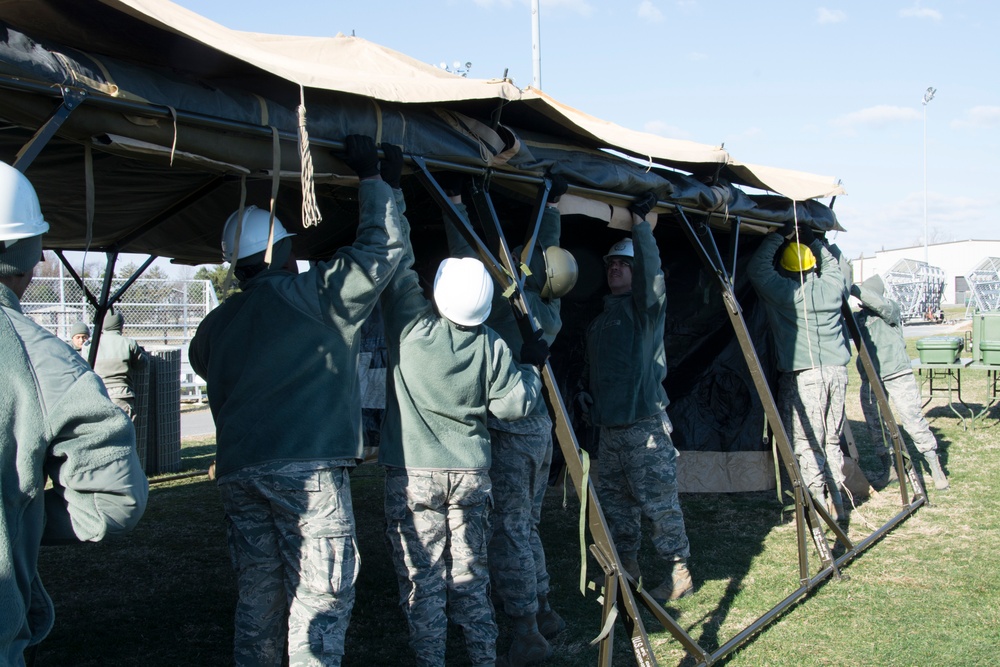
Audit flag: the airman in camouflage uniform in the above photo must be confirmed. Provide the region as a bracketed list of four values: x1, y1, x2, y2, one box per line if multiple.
[747, 225, 852, 520]
[852, 275, 949, 489]
[379, 160, 545, 667]
[442, 176, 572, 665]
[579, 193, 693, 604]
[189, 135, 403, 666]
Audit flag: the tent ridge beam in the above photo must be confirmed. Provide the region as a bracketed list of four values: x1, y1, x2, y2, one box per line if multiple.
[0, 73, 795, 236]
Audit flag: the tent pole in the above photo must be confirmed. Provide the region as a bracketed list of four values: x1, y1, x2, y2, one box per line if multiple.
[728, 217, 742, 284]
[87, 250, 119, 367]
[54, 249, 100, 311]
[12, 86, 85, 171]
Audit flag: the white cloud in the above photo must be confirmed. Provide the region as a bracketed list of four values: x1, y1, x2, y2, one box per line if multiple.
[685, 51, 709, 61]
[951, 106, 1000, 129]
[831, 105, 921, 134]
[638, 1, 663, 22]
[816, 8, 847, 24]
[644, 120, 692, 140]
[899, 4, 942, 21]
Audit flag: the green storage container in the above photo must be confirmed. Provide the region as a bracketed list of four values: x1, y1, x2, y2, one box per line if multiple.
[916, 336, 964, 364]
[972, 312, 1000, 363]
[982, 341, 1000, 366]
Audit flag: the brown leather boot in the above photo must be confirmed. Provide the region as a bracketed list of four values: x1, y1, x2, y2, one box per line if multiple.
[648, 561, 694, 603]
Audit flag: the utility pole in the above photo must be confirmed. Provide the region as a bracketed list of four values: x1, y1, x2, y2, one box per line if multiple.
[922, 86, 936, 315]
[531, 0, 541, 89]
[922, 86, 936, 266]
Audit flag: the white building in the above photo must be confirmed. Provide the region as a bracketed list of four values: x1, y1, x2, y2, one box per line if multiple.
[850, 240, 1000, 306]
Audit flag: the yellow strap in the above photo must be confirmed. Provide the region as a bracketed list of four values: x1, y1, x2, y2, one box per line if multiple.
[589, 602, 618, 646]
[265, 127, 281, 265]
[770, 416, 782, 504]
[220, 178, 247, 299]
[577, 449, 591, 596]
[166, 105, 178, 166]
[253, 93, 270, 126]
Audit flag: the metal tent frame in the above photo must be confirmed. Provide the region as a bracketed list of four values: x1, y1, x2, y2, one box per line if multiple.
[3, 73, 930, 667]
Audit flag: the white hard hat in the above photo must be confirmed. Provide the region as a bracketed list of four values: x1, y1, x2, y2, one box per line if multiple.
[434, 257, 494, 326]
[221, 205, 295, 262]
[603, 238, 634, 263]
[0, 161, 49, 245]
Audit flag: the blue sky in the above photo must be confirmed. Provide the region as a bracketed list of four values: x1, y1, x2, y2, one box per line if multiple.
[166, 0, 999, 264]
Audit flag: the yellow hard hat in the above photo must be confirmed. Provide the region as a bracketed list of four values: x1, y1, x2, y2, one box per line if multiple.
[780, 242, 816, 272]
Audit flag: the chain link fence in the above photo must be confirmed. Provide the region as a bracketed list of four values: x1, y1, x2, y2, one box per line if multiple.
[21, 277, 218, 347]
[22, 276, 218, 402]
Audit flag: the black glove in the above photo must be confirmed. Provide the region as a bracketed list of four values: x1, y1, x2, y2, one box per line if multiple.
[520, 329, 550, 367]
[849, 283, 861, 299]
[547, 174, 569, 203]
[796, 224, 815, 245]
[379, 142, 403, 189]
[343, 135, 379, 179]
[779, 220, 795, 238]
[436, 172, 466, 198]
[628, 191, 658, 220]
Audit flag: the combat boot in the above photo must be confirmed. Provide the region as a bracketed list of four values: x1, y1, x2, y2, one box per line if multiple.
[924, 451, 950, 491]
[535, 594, 566, 639]
[498, 614, 552, 667]
[648, 560, 693, 604]
[876, 452, 896, 485]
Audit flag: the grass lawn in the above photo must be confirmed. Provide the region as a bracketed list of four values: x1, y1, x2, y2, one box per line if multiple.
[33, 342, 1000, 666]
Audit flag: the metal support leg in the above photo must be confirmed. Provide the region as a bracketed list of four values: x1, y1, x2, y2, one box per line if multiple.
[13, 86, 86, 171]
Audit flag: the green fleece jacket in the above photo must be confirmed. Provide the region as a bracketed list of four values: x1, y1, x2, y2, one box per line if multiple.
[443, 202, 562, 423]
[92, 324, 148, 398]
[379, 194, 541, 470]
[748, 233, 851, 373]
[1, 283, 147, 662]
[189, 179, 403, 478]
[852, 274, 911, 379]
[583, 219, 669, 427]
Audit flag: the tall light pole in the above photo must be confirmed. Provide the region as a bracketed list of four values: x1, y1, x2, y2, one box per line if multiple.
[531, 0, 541, 89]
[922, 86, 936, 267]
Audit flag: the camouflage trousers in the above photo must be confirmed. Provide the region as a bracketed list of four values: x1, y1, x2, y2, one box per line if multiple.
[220, 466, 359, 667]
[778, 366, 848, 497]
[860, 373, 938, 456]
[384, 468, 497, 667]
[596, 411, 690, 562]
[488, 416, 553, 618]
